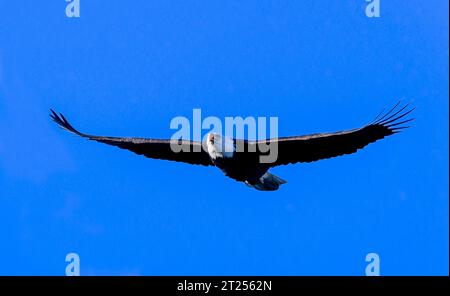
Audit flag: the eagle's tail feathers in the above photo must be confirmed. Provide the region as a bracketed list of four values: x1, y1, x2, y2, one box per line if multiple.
[245, 172, 287, 191]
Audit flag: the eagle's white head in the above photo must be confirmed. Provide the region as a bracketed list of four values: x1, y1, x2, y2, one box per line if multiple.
[206, 133, 235, 160]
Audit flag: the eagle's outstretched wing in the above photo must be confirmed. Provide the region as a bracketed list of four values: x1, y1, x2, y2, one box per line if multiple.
[50, 110, 213, 166]
[253, 101, 414, 166]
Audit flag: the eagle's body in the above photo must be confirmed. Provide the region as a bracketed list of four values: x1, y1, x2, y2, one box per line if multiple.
[51, 102, 413, 191]
[205, 134, 285, 190]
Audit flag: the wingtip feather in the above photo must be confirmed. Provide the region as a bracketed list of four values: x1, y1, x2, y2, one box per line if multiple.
[49, 109, 82, 135]
[371, 101, 415, 133]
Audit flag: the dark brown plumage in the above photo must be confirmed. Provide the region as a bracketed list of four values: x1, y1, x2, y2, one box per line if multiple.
[50, 110, 212, 166]
[51, 101, 414, 191]
[250, 101, 414, 166]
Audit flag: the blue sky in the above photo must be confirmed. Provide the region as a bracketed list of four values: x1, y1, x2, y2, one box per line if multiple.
[0, 1, 448, 275]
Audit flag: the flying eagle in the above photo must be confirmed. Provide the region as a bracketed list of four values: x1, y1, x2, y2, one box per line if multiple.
[50, 102, 414, 191]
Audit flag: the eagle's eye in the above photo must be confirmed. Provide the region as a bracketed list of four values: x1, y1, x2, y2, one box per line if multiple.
[208, 133, 214, 143]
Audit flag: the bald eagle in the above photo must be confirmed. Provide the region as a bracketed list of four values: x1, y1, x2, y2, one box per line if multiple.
[50, 102, 413, 191]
